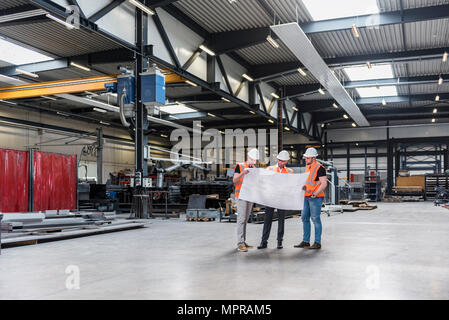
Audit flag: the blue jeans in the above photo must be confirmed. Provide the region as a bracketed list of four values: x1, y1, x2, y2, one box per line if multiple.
[302, 196, 323, 244]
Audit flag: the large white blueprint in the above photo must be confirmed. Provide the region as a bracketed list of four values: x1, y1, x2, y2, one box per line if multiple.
[238, 168, 307, 210]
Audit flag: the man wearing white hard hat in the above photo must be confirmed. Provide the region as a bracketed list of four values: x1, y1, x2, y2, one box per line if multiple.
[294, 147, 327, 250]
[257, 150, 293, 250]
[233, 148, 259, 252]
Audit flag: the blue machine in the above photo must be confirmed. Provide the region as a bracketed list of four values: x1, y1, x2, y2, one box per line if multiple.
[117, 75, 135, 105]
[141, 66, 166, 106]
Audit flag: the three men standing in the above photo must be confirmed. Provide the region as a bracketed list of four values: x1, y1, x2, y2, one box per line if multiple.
[233, 147, 327, 252]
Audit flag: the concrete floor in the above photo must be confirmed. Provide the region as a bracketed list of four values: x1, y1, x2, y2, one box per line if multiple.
[1, 202, 449, 300]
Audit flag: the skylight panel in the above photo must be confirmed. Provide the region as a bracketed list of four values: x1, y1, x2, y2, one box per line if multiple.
[356, 86, 398, 98]
[302, 0, 379, 21]
[159, 104, 197, 114]
[344, 64, 395, 81]
[0, 38, 53, 65]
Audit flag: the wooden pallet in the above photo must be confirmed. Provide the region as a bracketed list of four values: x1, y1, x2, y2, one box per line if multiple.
[186, 217, 216, 222]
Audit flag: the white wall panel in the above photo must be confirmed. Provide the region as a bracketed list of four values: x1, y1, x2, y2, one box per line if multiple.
[97, 2, 136, 45]
[77, 0, 111, 18]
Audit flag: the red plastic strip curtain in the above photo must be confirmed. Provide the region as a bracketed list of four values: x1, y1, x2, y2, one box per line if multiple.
[33, 151, 77, 211]
[0, 149, 29, 213]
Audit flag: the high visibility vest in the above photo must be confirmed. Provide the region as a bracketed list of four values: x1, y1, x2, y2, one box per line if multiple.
[234, 162, 254, 198]
[267, 165, 293, 174]
[305, 161, 325, 197]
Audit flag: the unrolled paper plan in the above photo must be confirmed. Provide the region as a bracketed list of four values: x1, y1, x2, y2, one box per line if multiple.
[238, 168, 308, 210]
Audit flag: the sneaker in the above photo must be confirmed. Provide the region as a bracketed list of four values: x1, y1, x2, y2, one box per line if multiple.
[257, 243, 267, 250]
[309, 242, 321, 250]
[294, 241, 310, 248]
[244, 242, 253, 248]
[277, 241, 283, 249]
[237, 244, 248, 252]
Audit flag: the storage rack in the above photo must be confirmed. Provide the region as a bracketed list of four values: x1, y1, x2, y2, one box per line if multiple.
[364, 174, 382, 202]
[425, 174, 449, 200]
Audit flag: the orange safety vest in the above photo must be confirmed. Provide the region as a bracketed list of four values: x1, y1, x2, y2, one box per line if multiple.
[267, 165, 293, 174]
[234, 162, 254, 198]
[305, 161, 325, 197]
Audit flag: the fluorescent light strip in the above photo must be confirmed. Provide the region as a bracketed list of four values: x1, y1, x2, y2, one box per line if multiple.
[271, 92, 280, 99]
[351, 24, 360, 38]
[16, 68, 39, 78]
[343, 114, 349, 119]
[266, 35, 280, 48]
[382, 99, 387, 106]
[128, 0, 155, 15]
[443, 52, 448, 62]
[284, 127, 290, 131]
[366, 61, 371, 69]
[268, 119, 274, 124]
[199, 44, 215, 56]
[160, 134, 168, 138]
[41, 96, 57, 101]
[93, 107, 107, 113]
[332, 103, 339, 109]
[70, 62, 91, 72]
[438, 77, 443, 85]
[0, 99, 17, 105]
[46, 13, 75, 29]
[249, 110, 256, 114]
[207, 113, 216, 118]
[100, 121, 110, 126]
[318, 88, 325, 95]
[432, 118, 436, 123]
[352, 123, 357, 127]
[433, 108, 438, 114]
[292, 106, 299, 111]
[185, 80, 198, 87]
[435, 95, 440, 102]
[297, 67, 307, 76]
[242, 73, 254, 82]
[221, 97, 231, 102]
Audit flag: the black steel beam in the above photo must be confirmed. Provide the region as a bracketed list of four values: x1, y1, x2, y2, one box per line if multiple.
[0, 59, 69, 76]
[162, 4, 209, 39]
[208, 27, 270, 55]
[216, 55, 233, 94]
[152, 13, 181, 68]
[89, 0, 125, 22]
[147, 0, 180, 8]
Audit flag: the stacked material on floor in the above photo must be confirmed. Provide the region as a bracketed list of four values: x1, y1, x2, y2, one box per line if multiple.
[0, 211, 147, 248]
[339, 200, 378, 211]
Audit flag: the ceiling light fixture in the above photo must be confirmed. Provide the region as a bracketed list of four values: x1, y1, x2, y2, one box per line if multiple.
[221, 97, 231, 102]
[433, 108, 438, 114]
[438, 76, 443, 85]
[435, 95, 440, 102]
[271, 92, 280, 99]
[93, 107, 107, 113]
[160, 134, 168, 138]
[207, 113, 216, 118]
[185, 80, 198, 87]
[46, 13, 75, 29]
[351, 24, 360, 38]
[297, 67, 307, 76]
[343, 114, 349, 119]
[432, 118, 436, 123]
[318, 88, 325, 95]
[382, 98, 387, 106]
[249, 110, 256, 114]
[70, 62, 90, 72]
[443, 52, 448, 62]
[242, 73, 254, 82]
[128, 0, 155, 15]
[15, 68, 38, 78]
[100, 121, 110, 126]
[41, 96, 57, 101]
[0, 99, 17, 105]
[284, 127, 290, 131]
[266, 35, 280, 48]
[199, 44, 215, 56]
[366, 61, 372, 69]
[352, 122, 357, 127]
[268, 119, 274, 124]
[292, 106, 299, 111]
[332, 103, 339, 109]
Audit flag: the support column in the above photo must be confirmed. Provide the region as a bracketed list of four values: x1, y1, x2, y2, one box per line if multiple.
[387, 139, 394, 195]
[346, 143, 350, 182]
[277, 96, 283, 152]
[135, 4, 149, 178]
[395, 146, 400, 179]
[207, 54, 216, 83]
[444, 144, 449, 172]
[96, 128, 104, 184]
[248, 82, 256, 106]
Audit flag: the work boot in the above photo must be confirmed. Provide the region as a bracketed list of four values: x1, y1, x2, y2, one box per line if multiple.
[244, 242, 253, 248]
[277, 241, 283, 249]
[309, 242, 321, 250]
[257, 242, 267, 249]
[294, 241, 310, 248]
[237, 244, 248, 252]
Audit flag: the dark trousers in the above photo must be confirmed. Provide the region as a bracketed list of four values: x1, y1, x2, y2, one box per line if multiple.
[261, 207, 285, 244]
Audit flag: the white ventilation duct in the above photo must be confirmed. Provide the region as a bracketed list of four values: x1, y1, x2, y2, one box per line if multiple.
[271, 23, 369, 127]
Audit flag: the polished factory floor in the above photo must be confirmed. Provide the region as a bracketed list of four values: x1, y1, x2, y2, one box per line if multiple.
[1, 202, 449, 300]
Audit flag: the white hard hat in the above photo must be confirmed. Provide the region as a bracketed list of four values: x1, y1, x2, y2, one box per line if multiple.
[303, 147, 319, 158]
[277, 150, 290, 161]
[247, 148, 260, 160]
